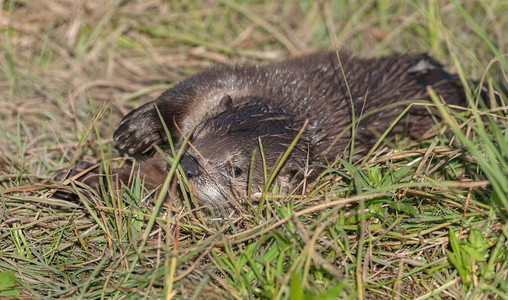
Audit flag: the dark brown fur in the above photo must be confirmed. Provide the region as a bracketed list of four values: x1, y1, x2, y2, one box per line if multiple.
[66, 52, 470, 205]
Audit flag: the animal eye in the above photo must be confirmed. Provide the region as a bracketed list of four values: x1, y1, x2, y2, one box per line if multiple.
[233, 167, 242, 177]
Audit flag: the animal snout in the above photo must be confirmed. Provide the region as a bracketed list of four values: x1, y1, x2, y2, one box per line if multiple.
[180, 155, 201, 179]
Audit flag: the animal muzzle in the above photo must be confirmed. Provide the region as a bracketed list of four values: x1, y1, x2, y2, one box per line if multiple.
[179, 155, 201, 179]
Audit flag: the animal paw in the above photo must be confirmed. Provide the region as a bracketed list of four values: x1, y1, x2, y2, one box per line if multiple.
[52, 161, 102, 201]
[113, 101, 165, 154]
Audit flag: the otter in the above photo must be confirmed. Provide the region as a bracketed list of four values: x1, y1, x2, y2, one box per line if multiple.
[62, 51, 473, 206]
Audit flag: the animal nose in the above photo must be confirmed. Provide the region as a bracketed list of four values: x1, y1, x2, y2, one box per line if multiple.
[180, 155, 201, 179]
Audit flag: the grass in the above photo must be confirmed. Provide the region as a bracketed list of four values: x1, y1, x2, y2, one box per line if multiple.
[1, 0, 507, 298]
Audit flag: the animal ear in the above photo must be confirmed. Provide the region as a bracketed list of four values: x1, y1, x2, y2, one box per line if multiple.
[218, 94, 233, 109]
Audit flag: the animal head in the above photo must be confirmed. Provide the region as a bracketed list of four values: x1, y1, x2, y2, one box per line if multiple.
[177, 95, 305, 206]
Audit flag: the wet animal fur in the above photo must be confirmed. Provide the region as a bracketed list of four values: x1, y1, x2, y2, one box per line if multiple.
[64, 51, 473, 207]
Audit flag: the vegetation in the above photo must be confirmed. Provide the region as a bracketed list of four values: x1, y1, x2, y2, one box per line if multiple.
[0, 0, 507, 298]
